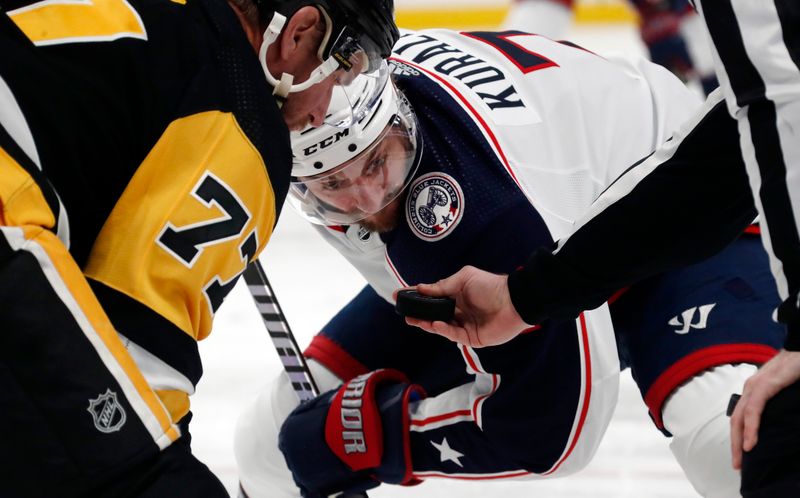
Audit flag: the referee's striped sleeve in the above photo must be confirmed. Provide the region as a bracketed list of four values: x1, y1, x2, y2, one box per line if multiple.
[508, 94, 756, 326]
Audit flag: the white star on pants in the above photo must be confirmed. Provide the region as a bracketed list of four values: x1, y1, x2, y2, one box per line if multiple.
[431, 437, 464, 467]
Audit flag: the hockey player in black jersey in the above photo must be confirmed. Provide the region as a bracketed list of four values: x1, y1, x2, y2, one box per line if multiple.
[0, 0, 398, 495]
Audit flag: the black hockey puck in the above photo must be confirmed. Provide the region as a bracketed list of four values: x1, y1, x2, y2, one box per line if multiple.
[727, 393, 741, 417]
[395, 290, 455, 322]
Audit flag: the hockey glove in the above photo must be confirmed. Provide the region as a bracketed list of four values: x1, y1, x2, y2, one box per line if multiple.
[278, 369, 425, 497]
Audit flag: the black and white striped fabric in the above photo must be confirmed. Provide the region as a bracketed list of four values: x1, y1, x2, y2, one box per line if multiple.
[510, 0, 800, 351]
[697, 0, 800, 350]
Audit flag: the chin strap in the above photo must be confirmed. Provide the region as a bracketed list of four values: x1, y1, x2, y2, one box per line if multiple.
[258, 13, 288, 99]
[259, 12, 343, 101]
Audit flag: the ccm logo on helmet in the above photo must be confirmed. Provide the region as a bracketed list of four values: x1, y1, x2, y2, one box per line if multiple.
[340, 373, 368, 454]
[302, 128, 351, 157]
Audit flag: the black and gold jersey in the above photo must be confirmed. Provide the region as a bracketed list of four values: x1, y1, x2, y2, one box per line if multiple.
[1, 0, 290, 401]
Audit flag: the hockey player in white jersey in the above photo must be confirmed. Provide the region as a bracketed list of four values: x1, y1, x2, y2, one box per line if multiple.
[234, 30, 784, 497]
[426, 1, 800, 493]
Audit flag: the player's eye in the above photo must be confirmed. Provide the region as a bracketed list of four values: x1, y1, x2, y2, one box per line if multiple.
[322, 177, 345, 191]
[364, 155, 386, 177]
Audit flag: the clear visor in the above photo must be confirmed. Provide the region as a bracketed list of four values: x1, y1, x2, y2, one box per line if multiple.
[289, 113, 421, 226]
[325, 60, 389, 128]
[327, 26, 384, 75]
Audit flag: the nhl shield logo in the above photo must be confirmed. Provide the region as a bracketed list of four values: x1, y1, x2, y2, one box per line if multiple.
[356, 225, 372, 242]
[87, 389, 127, 433]
[406, 172, 464, 241]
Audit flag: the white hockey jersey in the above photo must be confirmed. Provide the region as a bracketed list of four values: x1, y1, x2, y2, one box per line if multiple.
[307, 29, 701, 479]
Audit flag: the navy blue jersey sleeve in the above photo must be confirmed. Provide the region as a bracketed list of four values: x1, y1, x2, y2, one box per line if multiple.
[316, 286, 592, 478]
[313, 221, 598, 478]
[314, 285, 469, 395]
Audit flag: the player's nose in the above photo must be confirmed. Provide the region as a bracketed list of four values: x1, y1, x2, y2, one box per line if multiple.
[354, 184, 385, 213]
[308, 108, 325, 128]
[307, 99, 331, 129]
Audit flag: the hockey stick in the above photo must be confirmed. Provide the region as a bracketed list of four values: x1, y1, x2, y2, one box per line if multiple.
[243, 259, 320, 401]
[242, 260, 368, 498]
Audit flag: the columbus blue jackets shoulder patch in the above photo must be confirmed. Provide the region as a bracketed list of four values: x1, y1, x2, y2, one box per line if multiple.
[405, 172, 464, 241]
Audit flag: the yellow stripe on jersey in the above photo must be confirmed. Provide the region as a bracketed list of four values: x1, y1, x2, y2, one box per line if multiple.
[2, 147, 180, 440]
[85, 111, 276, 342]
[10, 225, 180, 446]
[155, 389, 191, 423]
[0, 146, 55, 229]
[394, 3, 637, 30]
[7, 0, 147, 46]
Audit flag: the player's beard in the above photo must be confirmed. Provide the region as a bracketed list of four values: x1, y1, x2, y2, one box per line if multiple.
[359, 191, 407, 233]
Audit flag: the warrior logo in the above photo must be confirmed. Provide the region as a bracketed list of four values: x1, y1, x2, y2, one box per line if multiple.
[87, 389, 127, 433]
[340, 374, 369, 454]
[668, 303, 716, 335]
[406, 172, 464, 241]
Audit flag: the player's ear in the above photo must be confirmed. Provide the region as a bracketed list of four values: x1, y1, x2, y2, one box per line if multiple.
[279, 6, 325, 62]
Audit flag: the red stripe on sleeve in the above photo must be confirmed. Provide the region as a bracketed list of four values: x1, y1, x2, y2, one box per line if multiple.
[304, 334, 369, 381]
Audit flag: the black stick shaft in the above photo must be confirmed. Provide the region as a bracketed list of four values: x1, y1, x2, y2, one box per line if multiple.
[243, 260, 319, 401]
[243, 260, 368, 498]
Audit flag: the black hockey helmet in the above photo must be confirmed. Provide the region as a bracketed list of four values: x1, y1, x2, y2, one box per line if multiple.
[254, 0, 399, 73]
